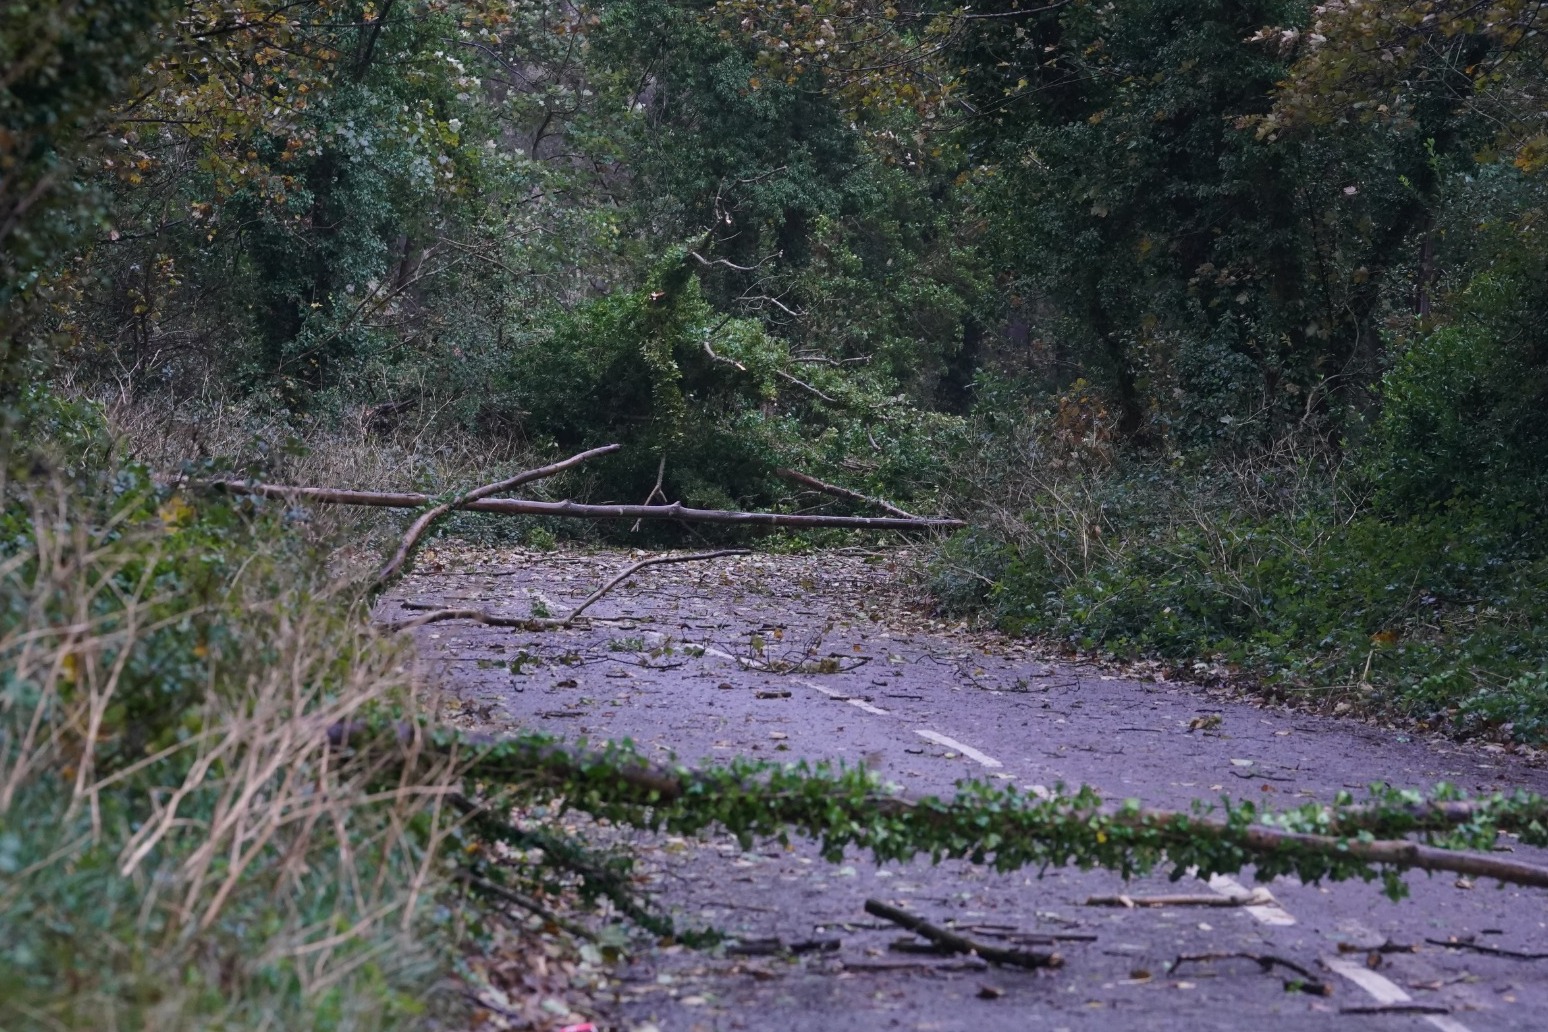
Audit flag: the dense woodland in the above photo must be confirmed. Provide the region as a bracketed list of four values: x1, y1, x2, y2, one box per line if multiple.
[5, 1, 1548, 1027]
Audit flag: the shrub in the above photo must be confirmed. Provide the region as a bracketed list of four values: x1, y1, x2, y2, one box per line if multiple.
[933, 425, 1548, 741]
[0, 465, 458, 1031]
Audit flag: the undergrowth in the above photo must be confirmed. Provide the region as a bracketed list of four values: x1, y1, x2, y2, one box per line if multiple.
[0, 416, 462, 1030]
[931, 402, 1548, 743]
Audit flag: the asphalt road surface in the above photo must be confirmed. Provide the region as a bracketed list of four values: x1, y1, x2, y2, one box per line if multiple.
[389, 544, 1548, 1032]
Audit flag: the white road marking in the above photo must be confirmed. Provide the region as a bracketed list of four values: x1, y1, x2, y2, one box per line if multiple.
[797, 680, 890, 715]
[800, 680, 848, 700]
[913, 730, 1003, 769]
[1323, 956, 1474, 1032]
[1205, 873, 1297, 926]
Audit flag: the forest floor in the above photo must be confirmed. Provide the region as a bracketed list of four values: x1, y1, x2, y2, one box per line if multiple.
[388, 543, 1548, 1032]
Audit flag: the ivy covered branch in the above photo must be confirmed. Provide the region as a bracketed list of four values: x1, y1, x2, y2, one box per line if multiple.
[334, 723, 1548, 900]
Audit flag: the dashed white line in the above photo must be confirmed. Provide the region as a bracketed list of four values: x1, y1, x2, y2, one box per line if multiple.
[797, 679, 891, 715]
[1322, 956, 1474, 1032]
[1205, 873, 1297, 926]
[913, 730, 1003, 769]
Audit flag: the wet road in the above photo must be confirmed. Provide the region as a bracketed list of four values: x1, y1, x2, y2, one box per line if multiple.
[391, 544, 1548, 1032]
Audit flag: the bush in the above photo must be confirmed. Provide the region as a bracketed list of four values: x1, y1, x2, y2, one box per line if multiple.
[0, 461, 458, 1031]
[1371, 321, 1548, 518]
[933, 427, 1548, 741]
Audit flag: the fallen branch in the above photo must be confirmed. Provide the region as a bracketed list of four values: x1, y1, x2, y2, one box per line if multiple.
[775, 468, 919, 520]
[1171, 951, 1330, 995]
[373, 443, 622, 588]
[863, 899, 1064, 969]
[203, 480, 966, 531]
[1424, 937, 1548, 960]
[330, 725, 1548, 897]
[456, 870, 598, 942]
[1086, 892, 1270, 909]
[1303, 793, 1548, 836]
[567, 550, 750, 622]
[382, 550, 750, 631]
[380, 606, 566, 633]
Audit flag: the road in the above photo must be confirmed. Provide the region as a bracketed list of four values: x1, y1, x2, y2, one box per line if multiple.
[391, 543, 1548, 1032]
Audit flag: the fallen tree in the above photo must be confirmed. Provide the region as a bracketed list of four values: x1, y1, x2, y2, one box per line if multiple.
[332, 723, 1548, 902]
[201, 447, 964, 534]
[374, 443, 621, 588]
[209, 483, 964, 531]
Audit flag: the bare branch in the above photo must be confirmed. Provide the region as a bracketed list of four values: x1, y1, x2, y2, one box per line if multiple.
[776, 468, 918, 519]
[566, 549, 751, 622]
[373, 443, 621, 589]
[865, 899, 1063, 969]
[204, 480, 966, 531]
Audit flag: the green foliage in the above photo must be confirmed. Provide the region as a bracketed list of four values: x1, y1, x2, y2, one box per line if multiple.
[1, 0, 177, 315]
[1371, 323, 1548, 515]
[0, 459, 453, 1031]
[935, 443, 1548, 740]
[457, 731, 1548, 905]
[1366, 166, 1548, 518]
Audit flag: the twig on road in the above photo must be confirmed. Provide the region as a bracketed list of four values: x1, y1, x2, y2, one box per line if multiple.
[382, 550, 749, 632]
[864, 899, 1064, 969]
[567, 550, 750, 622]
[1086, 892, 1272, 909]
[1424, 937, 1548, 960]
[1171, 952, 1331, 995]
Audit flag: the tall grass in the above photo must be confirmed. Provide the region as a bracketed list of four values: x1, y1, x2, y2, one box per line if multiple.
[932, 406, 1548, 742]
[0, 474, 463, 1031]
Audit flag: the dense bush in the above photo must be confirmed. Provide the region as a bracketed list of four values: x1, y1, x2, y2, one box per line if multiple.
[933, 413, 1548, 741]
[1, 404, 457, 1031]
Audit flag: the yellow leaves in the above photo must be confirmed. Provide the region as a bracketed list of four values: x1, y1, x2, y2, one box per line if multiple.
[1513, 134, 1548, 173]
[158, 495, 195, 530]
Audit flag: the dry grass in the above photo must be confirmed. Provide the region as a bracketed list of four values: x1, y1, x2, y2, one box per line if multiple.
[91, 390, 549, 581]
[0, 480, 466, 1031]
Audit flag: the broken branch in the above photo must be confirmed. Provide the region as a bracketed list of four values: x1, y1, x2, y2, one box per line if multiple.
[863, 899, 1064, 969]
[383, 550, 751, 631]
[1085, 892, 1269, 909]
[566, 550, 750, 623]
[1171, 952, 1330, 995]
[373, 443, 622, 589]
[202, 479, 967, 531]
[329, 726, 1548, 895]
[1424, 937, 1548, 960]
[380, 606, 565, 633]
[775, 468, 919, 519]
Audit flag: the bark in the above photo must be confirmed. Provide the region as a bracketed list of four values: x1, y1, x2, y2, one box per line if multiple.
[864, 898, 1064, 969]
[775, 468, 919, 519]
[330, 724, 1548, 892]
[202, 480, 967, 531]
[373, 443, 622, 589]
